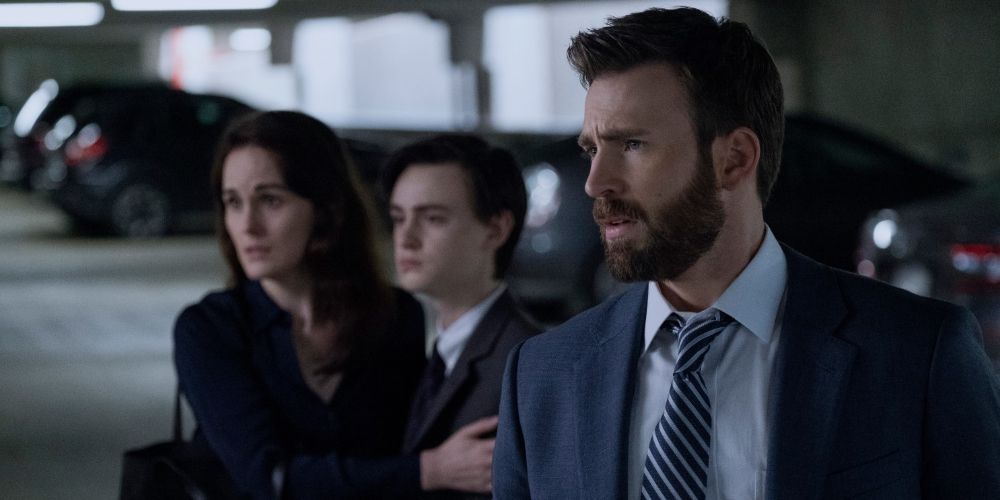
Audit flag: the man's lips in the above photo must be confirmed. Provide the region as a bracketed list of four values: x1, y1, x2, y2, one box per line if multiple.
[397, 258, 421, 272]
[596, 216, 635, 227]
[593, 198, 644, 240]
[600, 218, 637, 240]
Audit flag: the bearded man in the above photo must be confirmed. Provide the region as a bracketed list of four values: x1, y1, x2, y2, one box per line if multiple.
[492, 7, 1000, 500]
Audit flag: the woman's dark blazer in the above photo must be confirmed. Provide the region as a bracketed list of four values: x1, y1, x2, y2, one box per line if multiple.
[174, 280, 426, 500]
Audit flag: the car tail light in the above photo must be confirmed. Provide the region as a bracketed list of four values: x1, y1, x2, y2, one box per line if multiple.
[950, 243, 1000, 293]
[32, 132, 46, 154]
[64, 123, 107, 167]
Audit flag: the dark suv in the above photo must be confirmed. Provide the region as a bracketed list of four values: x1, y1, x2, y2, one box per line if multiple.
[36, 85, 254, 237]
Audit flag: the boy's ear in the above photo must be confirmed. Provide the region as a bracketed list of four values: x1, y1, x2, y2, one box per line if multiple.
[486, 210, 515, 250]
[713, 126, 760, 191]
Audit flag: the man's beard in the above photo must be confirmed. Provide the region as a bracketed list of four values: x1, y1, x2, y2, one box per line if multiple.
[593, 153, 725, 282]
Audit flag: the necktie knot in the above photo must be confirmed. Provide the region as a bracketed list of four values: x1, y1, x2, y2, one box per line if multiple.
[660, 309, 734, 374]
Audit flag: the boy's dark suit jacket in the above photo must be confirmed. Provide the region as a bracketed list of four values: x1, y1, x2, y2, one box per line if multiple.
[493, 246, 1000, 499]
[404, 289, 541, 500]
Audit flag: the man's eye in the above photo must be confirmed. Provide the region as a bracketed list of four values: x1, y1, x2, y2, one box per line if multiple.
[260, 194, 281, 207]
[581, 146, 597, 159]
[624, 140, 642, 151]
[222, 197, 241, 209]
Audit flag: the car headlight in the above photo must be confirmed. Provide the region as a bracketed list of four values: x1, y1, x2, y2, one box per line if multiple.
[867, 209, 912, 258]
[872, 218, 897, 250]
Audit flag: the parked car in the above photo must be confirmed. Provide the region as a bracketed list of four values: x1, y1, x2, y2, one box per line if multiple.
[0, 99, 12, 169]
[1, 80, 171, 191]
[36, 90, 399, 238]
[35, 85, 255, 237]
[0, 99, 11, 135]
[506, 113, 968, 320]
[857, 173, 1000, 373]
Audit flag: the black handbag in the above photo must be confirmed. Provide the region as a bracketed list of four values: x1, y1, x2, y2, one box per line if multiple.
[119, 388, 242, 500]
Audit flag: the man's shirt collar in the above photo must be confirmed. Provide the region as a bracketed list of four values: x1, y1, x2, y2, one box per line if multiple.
[434, 283, 507, 374]
[643, 227, 787, 350]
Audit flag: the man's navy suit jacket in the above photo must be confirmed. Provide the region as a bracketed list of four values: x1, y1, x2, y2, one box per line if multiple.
[493, 246, 1000, 499]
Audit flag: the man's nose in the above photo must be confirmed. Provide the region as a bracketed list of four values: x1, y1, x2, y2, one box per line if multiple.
[395, 218, 421, 250]
[584, 149, 624, 199]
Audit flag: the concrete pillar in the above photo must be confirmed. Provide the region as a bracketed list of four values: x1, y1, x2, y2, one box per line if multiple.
[735, 0, 1000, 176]
[432, 7, 490, 131]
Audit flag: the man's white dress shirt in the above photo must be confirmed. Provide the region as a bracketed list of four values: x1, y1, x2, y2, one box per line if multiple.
[432, 284, 506, 376]
[627, 228, 788, 500]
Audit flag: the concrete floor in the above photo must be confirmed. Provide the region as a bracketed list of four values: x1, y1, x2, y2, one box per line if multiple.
[0, 187, 225, 499]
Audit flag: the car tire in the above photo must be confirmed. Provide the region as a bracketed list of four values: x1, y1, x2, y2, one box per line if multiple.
[67, 214, 109, 236]
[109, 183, 171, 238]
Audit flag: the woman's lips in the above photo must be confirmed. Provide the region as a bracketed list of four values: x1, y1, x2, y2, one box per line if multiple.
[243, 246, 270, 260]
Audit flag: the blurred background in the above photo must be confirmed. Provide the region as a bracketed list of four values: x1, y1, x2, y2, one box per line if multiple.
[0, 0, 997, 498]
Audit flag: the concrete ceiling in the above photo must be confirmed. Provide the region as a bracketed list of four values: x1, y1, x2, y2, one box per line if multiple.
[0, 0, 578, 44]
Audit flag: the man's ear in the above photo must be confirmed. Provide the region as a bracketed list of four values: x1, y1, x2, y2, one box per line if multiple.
[485, 210, 515, 250]
[713, 126, 760, 191]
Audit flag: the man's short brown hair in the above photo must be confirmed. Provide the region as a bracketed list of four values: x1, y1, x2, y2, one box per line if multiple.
[567, 7, 784, 204]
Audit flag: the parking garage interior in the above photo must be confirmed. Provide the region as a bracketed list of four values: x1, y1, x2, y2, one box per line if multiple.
[1, 1, 998, 498]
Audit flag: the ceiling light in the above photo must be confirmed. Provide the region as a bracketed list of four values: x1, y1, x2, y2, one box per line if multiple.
[111, 0, 277, 11]
[0, 3, 104, 27]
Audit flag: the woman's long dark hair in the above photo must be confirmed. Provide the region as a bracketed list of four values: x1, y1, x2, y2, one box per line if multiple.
[211, 110, 392, 356]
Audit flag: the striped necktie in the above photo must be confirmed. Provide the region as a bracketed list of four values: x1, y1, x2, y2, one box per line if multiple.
[641, 309, 733, 500]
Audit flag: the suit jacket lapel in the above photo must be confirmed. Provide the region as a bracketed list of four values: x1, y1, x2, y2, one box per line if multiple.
[575, 284, 648, 500]
[404, 291, 516, 451]
[766, 246, 857, 500]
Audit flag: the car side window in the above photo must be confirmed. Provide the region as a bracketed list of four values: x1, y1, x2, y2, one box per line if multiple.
[124, 93, 170, 145]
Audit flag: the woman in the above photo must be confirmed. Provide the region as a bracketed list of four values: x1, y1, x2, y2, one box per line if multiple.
[174, 110, 425, 499]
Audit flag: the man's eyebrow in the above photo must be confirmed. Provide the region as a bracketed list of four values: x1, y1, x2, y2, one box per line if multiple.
[601, 128, 648, 142]
[389, 203, 453, 213]
[413, 204, 452, 213]
[578, 128, 649, 148]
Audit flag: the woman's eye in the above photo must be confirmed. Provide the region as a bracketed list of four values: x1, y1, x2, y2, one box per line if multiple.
[222, 197, 240, 209]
